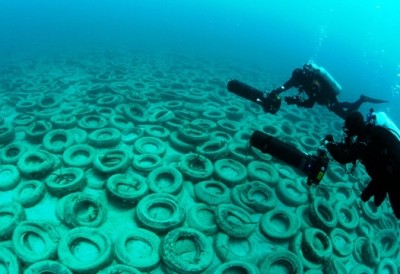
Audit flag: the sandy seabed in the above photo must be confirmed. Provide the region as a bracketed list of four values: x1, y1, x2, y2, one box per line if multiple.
[0, 51, 399, 273]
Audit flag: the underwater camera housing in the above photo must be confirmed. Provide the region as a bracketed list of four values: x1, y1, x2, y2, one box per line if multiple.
[250, 130, 329, 185]
[227, 80, 281, 114]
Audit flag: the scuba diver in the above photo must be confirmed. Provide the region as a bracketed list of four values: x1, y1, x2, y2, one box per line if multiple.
[271, 62, 388, 119]
[322, 110, 400, 219]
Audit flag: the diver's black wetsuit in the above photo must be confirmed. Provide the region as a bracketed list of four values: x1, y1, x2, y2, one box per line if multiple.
[326, 124, 400, 218]
[273, 65, 365, 119]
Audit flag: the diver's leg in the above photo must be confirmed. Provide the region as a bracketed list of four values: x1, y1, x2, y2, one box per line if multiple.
[328, 103, 347, 119]
[360, 180, 379, 202]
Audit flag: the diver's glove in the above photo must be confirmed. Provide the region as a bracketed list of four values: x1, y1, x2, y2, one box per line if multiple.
[285, 96, 301, 105]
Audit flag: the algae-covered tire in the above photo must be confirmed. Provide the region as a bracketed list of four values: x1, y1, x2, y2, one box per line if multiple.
[62, 144, 96, 168]
[247, 160, 279, 186]
[214, 158, 248, 186]
[329, 227, 354, 257]
[214, 232, 258, 263]
[132, 153, 162, 173]
[0, 123, 15, 144]
[45, 167, 86, 197]
[160, 227, 214, 273]
[215, 204, 256, 238]
[12, 221, 60, 264]
[147, 166, 183, 195]
[375, 258, 398, 274]
[195, 139, 229, 160]
[187, 203, 218, 236]
[309, 198, 337, 232]
[302, 228, 333, 263]
[50, 113, 77, 129]
[136, 193, 185, 233]
[374, 229, 398, 258]
[349, 265, 373, 274]
[259, 250, 303, 274]
[361, 238, 380, 267]
[13, 180, 46, 208]
[114, 228, 161, 271]
[276, 178, 308, 207]
[193, 180, 231, 206]
[179, 153, 214, 182]
[289, 232, 323, 270]
[98, 264, 141, 274]
[24, 260, 72, 274]
[17, 149, 55, 179]
[0, 247, 20, 274]
[134, 136, 166, 155]
[177, 124, 209, 144]
[0, 202, 26, 240]
[77, 114, 108, 131]
[106, 173, 148, 205]
[93, 149, 130, 174]
[0, 164, 20, 191]
[42, 129, 74, 154]
[62, 193, 107, 228]
[209, 260, 259, 274]
[0, 142, 27, 164]
[335, 201, 360, 231]
[58, 227, 113, 273]
[260, 209, 300, 241]
[231, 181, 277, 213]
[87, 127, 122, 148]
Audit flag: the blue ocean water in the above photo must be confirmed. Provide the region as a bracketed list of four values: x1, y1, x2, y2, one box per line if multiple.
[1, 1, 399, 272]
[1, 0, 399, 125]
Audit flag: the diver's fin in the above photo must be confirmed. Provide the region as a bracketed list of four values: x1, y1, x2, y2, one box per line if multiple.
[360, 95, 389, 104]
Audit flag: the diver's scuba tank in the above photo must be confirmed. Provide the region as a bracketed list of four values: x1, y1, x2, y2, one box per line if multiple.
[306, 62, 342, 95]
[367, 109, 400, 141]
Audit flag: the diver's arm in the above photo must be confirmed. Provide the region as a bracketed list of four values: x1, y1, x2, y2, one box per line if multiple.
[326, 141, 367, 164]
[273, 68, 304, 95]
[295, 98, 315, 108]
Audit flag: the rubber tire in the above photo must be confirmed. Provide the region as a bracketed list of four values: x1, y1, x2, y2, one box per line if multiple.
[0, 202, 26, 240]
[214, 158, 248, 187]
[231, 181, 277, 213]
[147, 166, 183, 195]
[61, 193, 107, 228]
[179, 153, 214, 182]
[24, 260, 72, 274]
[88, 127, 122, 148]
[214, 232, 258, 263]
[98, 264, 141, 274]
[93, 149, 130, 174]
[260, 209, 300, 241]
[259, 250, 303, 274]
[209, 260, 259, 274]
[309, 198, 338, 232]
[193, 180, 231, 206]
[195, 139, 229, 160]
[134, 136, 166, 156]
[135, 193, 185, 233]
[335, 202, 360, 231]
[17, 149, 55, 179]
[132, 153, 162, 173]
[13, 180, 46, 207]
[330, 227, 354, 257]
[114, 228, 161, 271]
[247, 160, 279, 186]
[0, 142, 27, 164]
[106, 173, 148, 205]
[160, 227, 214, 273]
[215, 204, 256, 238]
[58, 227, 113, 273]
[42, 129, 75, 154]
[187, 203, 218, 236]
[77, 114, 108, 132]
[302, 228, 333, 263]
[275, 178, 308, 207]
[45, 167, 86, 197]
[0, 164, 20, 191]
[62, 144, 96, 168]
[0, 247, 21, 273]
[12, 221, 60, 264]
